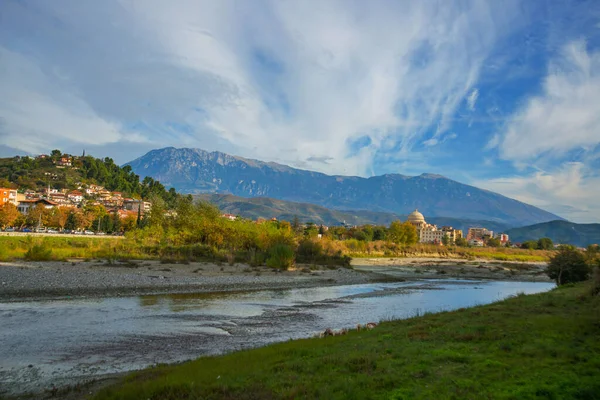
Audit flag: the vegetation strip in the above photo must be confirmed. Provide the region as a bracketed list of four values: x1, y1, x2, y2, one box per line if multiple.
[92, 283, 600, 400]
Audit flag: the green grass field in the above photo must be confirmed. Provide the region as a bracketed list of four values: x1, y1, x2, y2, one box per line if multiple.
[93, 283, 600, 400]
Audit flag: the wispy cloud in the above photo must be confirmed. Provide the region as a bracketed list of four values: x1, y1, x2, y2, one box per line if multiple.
[475, 163, 600, 223]
[485, 40, 600, 221]
[0, 0, 521, 176]
[467, 89, 479, 111]
[491, 40, 600, 165]
[1, 0, 599, 221]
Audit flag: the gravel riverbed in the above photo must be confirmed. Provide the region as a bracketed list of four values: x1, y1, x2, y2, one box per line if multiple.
[0, 260, 390, 301]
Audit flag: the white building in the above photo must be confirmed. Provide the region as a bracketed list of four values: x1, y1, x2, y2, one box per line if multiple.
[17, 199, 57, 214]
[406, 210, 462, 244]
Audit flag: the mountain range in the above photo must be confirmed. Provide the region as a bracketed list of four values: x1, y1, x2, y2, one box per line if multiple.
[506, 221, 600, 247]
[126, 147, 562, 227]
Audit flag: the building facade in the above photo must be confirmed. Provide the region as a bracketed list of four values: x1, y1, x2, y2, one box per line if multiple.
[467, 227, 494, 241]
[406, 210, 463, 244]
[0, 188, 18, 206]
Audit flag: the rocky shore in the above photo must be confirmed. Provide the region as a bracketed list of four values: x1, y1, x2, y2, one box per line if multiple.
[351, 257, 551, 282]
[0, 260, 390, 301]
[0, 257, 551, 302]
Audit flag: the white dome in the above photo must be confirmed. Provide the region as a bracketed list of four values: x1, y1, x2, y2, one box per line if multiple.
[407, 209, 425, 223]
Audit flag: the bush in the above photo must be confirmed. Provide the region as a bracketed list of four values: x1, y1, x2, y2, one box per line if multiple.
[24, 243, 53, 261]
[266, 244, 295, 270]
[546, 246, 590, 285]
[248, 248, 265, 267]
[297, 239, 323, 264]
[590, 265, 600, 296]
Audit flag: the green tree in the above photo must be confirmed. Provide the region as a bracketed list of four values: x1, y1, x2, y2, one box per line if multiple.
[442, 234, 450, 246]
[455, 237, 468, 247]
[353, 230, 367, 241]
[361, 225, 374, 242]
[65, 211, 77, 231]
[292, 215, 300, 231]
[521, 240, 538, 250]
[486, 237, 501, 247]
[546, 246, 590, 285]
[372, 226, 387, 241]
[111, 211, 122, 233]
[537, 237, 554, 250]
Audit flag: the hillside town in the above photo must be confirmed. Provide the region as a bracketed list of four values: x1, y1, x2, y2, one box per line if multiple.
[2, 176, 517, 245]
[0, 182, 151, 233]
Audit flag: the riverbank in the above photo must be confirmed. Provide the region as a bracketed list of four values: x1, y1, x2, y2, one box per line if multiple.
[0, 256, 550, 301]
[0, 260, 388, 301]
[89, 282, 599, 400]
[351, 257, 550, 281]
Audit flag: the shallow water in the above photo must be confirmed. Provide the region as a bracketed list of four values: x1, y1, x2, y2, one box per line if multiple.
[0, 279, 554, 395]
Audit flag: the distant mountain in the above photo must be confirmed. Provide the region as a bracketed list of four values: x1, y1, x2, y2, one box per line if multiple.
[197, 193, 511, 233]
[506, 221, 600, 247]
[126, 147, 563, 227]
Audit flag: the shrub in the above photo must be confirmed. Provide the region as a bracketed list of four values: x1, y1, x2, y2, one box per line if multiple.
[297, 239, 323, 264]
[590, 265, 600, 296]
[546, 246, 590, 285]
[248, 248, 265, 267]
[24, 243, 53, 261]
[266, 244, 295, 270]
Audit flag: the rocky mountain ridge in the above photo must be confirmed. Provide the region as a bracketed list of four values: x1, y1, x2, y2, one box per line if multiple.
[126, 147, 563, 227]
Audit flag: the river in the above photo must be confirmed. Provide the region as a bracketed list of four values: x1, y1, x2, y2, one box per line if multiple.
[0, 279, 554, 395]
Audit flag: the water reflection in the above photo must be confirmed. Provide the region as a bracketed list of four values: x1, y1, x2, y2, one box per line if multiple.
[0, 279, 554, 395]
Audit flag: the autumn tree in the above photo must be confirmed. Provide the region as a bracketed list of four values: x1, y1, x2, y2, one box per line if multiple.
[0, 203, 19, 228]
[388, 221, 418, 245]
[121, 214, 138, 232]
[26, 204, 53, 227]
[50, 207, 70, 230]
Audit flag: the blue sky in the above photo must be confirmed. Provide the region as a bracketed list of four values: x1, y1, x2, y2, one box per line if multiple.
[1, 0, 600, 222]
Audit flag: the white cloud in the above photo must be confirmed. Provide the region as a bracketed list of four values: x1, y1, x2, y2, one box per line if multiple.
[492, 40, 600, 164]
[467, 88, 479, 111]
[475, 162, 600, 223]
[423, 132, 457, 147]
[0, 47, 125, 154]
[0, 0, 521, 175]
[483, 40, 600, 222]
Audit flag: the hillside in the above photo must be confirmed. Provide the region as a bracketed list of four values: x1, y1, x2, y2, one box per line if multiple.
[126, 147, 562, 227]
[0, 152, 180, 206]
[198, 193, 511, 232]
[506, 220, 600, 247]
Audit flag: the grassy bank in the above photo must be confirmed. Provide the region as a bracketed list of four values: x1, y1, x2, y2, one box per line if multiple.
[0, 236, 129, 261]
[0, 235, 550, 265]
[92, 284, 599, 400]
[340, 241, 551, 262]
[0, 235, 351, 267]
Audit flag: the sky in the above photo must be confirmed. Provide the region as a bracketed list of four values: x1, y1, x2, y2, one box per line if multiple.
[1, 0, 600, 222]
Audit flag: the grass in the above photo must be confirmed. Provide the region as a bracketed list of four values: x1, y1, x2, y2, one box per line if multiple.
[347, 244, 551, 262]
[0, 236, 140, 261]
[93, 283, 600, 400]
[0, 236, 353, 268]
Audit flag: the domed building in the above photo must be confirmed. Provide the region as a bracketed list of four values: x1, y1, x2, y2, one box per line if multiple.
[406, 209, 462, 244]
[407, 209, 426, 228]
